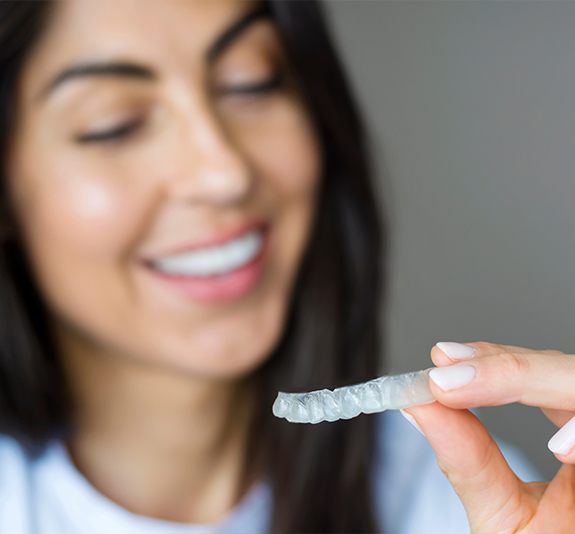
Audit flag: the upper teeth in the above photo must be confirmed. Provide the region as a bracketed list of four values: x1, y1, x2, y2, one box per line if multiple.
[152, 229, 263, 277]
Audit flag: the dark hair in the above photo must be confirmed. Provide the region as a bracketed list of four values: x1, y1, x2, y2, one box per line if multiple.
[0, 1, 387, 533]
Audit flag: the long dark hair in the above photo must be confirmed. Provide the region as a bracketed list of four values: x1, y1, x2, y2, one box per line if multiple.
[0, 1, 387, 533]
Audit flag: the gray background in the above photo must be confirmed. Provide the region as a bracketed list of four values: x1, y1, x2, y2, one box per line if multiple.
[322, 0, 575, 480]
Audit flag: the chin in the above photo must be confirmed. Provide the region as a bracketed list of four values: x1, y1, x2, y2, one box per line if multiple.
[175, 343, 276, 382]
[157, 301, 287, 381]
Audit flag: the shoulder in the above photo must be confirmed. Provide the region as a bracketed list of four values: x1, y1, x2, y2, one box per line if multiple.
[0, 432, 32, 488]
[370, 410, 543, 534]
[0, 433, 35, 532]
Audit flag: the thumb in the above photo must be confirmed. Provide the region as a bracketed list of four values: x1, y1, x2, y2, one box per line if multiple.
[403, 402, 529, 534]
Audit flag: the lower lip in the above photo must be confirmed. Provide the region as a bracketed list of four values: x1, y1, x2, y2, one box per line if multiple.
[144, 231, 269, 304]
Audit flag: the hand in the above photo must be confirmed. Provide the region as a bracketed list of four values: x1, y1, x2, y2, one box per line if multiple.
[403, 341, 575, 534]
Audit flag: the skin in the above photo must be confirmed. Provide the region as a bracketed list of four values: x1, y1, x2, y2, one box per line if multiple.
[5, 0, 322, 523]
[405, 342, 575, 533]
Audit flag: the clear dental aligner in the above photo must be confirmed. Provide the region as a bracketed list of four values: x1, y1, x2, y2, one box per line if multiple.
[272, 368, 436, 424]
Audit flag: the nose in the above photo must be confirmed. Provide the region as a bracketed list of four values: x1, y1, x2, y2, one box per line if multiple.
[166, 101, 254, 206]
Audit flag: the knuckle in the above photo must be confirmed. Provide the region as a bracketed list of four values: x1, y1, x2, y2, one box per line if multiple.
[474, 341, 503, 356]
[437, 442, 496, 491]
[497, 351, 529, 382]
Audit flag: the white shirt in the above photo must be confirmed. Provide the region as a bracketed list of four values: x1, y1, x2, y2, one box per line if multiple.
[0, 409, 543, 534]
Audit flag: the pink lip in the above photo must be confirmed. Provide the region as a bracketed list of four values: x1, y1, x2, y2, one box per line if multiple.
[142, 224, 270, 305]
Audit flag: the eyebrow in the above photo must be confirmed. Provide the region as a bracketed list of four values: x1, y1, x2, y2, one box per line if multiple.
[36, 3, 271, 104]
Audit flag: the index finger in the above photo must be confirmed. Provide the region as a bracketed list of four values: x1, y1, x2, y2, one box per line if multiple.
[426, 341, 575, 412]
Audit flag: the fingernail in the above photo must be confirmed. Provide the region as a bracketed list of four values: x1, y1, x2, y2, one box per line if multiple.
[436, 342, 477, 360]
[429, 365, 476, 392]
[548, 414, 575, 455]
[400, 409, 425, 436]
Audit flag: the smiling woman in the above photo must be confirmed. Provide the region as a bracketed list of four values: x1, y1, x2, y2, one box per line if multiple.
[0, 1, 550, 533]
[0, 1, 382, 533]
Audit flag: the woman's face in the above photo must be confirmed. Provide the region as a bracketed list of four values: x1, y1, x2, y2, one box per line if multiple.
[6, 0, 322, 379]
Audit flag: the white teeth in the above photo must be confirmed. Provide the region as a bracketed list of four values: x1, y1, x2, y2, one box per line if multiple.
[272, 368, 436, 424]
[152, 229, 263, 277]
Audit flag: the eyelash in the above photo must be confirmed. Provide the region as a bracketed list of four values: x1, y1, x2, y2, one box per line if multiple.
[217, 73, 286, 96]
[74, 74, 287, 145]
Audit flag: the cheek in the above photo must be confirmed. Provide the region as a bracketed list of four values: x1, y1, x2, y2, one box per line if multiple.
[256, 101, 323, 283]
[11, 159, 149, 259]
[239, 100, 323, 198]
[6, 149, 156, 333]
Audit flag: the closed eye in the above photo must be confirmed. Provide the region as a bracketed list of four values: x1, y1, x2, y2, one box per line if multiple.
[75, 117, 144, 144]
[218, 73, 287, 96]
[74, 74, 287, 145]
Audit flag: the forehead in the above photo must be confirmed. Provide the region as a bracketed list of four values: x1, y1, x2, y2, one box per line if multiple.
[19, 0, 260, 104]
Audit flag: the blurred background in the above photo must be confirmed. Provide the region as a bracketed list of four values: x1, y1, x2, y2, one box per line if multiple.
[322, 0, 575, 480]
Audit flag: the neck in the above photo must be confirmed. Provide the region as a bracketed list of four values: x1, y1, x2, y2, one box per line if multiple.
[55, 323, 259, 524]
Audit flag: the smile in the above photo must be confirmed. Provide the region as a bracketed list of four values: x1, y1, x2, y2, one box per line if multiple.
[150, 227, 265, 278]
[143, 223, 270, 304]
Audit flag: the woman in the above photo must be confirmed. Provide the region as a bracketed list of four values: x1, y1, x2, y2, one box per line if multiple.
[0, 0, 566, 533]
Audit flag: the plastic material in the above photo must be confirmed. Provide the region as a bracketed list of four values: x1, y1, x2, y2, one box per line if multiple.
[272, 368, 436, 424]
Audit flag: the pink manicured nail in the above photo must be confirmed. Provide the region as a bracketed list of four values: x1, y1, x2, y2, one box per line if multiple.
[548, 414, 575, 455]
[436, 342, 477, 360]
[400, 409, 425, 436]
[429, 365, 476, 391]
